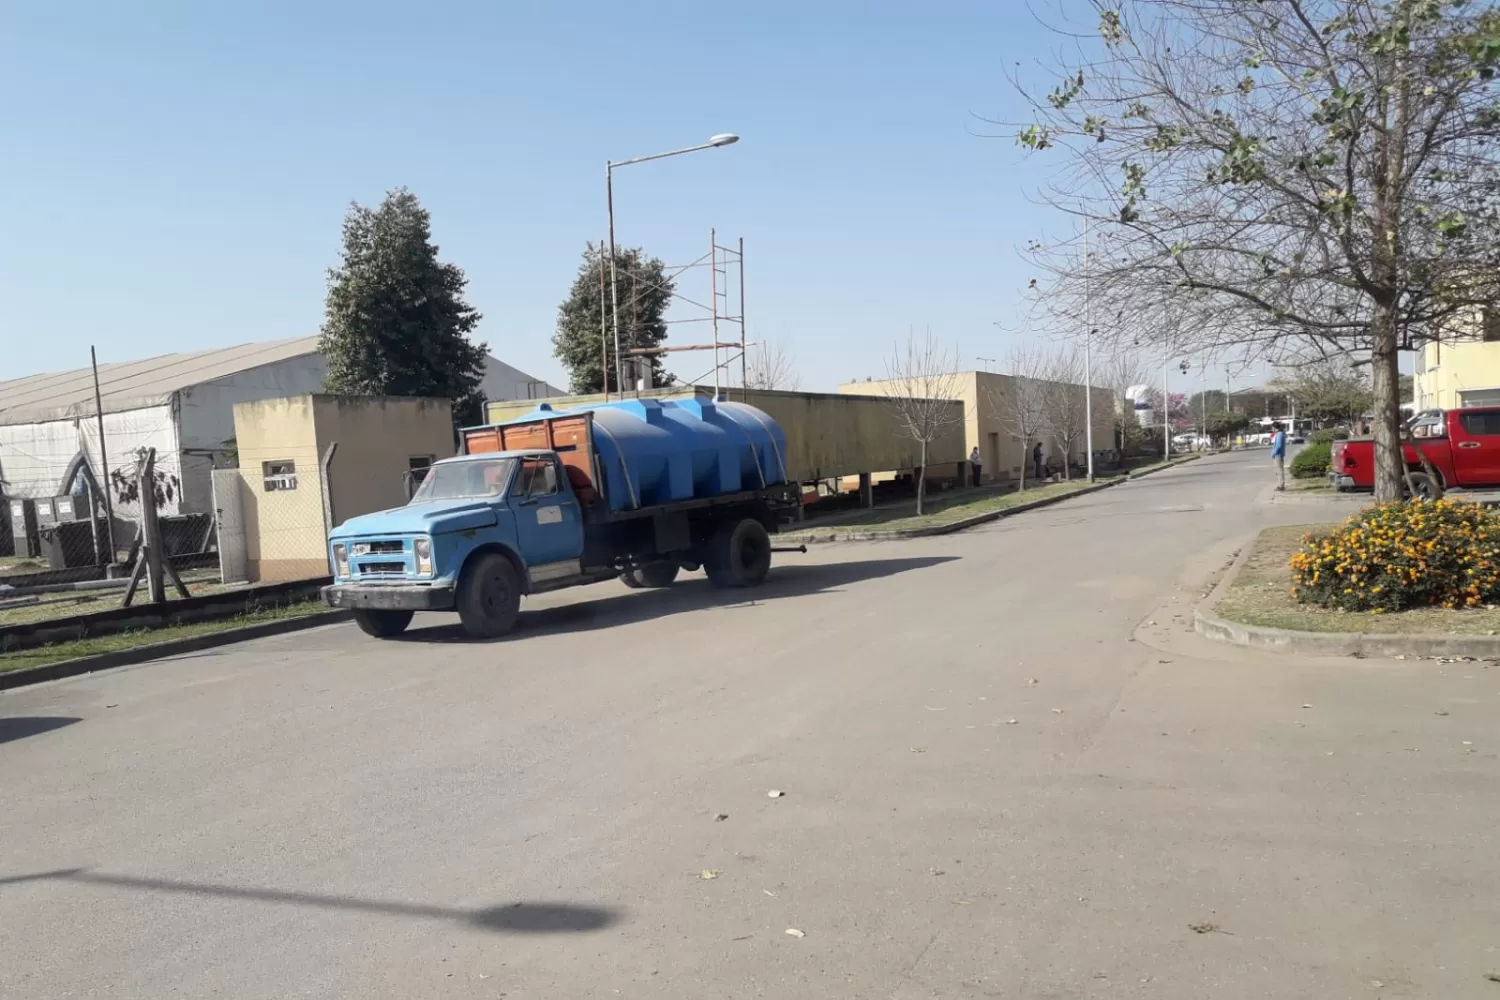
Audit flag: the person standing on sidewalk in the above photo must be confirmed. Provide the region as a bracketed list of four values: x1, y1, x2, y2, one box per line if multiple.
[970, 446, 983, 486]
[1032, 441, 1044, 483]
[1271, 421, 1287, 491]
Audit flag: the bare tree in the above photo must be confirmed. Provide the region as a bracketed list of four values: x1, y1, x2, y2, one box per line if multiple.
[1006, 0, 1500, 501]
[883, 329, 963, 515]
[745, 338, 802, 391]
[1041, 348, 1089, 480]
[1099, 347, 1149, 449]
[998, 344, 1052, 490]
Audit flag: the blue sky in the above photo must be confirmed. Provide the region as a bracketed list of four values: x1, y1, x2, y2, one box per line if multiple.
[1, 0, 1195, 393]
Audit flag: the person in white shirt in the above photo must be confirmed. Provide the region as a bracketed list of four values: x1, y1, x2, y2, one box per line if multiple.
[969, 446, 982, 486]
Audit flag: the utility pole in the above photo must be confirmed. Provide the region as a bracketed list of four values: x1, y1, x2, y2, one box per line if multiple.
[90, 345, 117, 564]
[1084, 217, 1095, 481]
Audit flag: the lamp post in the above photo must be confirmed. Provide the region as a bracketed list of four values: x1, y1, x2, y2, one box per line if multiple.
[606, 133, 739, 398]
[1084, 218, 1095, 481]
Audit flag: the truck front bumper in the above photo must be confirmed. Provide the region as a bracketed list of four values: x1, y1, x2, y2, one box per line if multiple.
[322, 582, 455, 611]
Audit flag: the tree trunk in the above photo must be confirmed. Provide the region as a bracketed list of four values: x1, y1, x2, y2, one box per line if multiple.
[916, 439, 927, 515]
[1370, 304, 1404, 502]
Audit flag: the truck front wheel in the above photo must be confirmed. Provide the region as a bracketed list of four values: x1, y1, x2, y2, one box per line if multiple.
[353, 609, 413, 638]
[704, 518, 772, 589]
[457, 553, 522, 638]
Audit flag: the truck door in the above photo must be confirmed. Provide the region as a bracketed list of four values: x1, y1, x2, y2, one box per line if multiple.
[511, 456, 584, 583]
[1453, 409, 1500, 486]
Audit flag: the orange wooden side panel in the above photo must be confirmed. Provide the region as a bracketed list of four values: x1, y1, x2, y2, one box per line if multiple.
[463, 415, 598, 495]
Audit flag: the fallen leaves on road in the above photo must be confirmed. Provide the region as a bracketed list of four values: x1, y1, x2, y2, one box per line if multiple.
[1005, 718, 1019, 725]
[1485, 972, 1500, 983]
[1052, 708, 1065, 714]
[715, 813, 729, 822]
[767, 790, 785, 798]
[909, 747, 928, 753]
[1025, 678, 1038, 685]
[785, 928, 805, 938]
[1302, 703, 1313, 709]
[699, 870, 720, 880]
[1436, 709, 1450, 716]
[1188, 922, 1227, 935]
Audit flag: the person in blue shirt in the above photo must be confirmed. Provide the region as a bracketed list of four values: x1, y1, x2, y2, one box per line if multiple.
[1270, 421, 1287, 491]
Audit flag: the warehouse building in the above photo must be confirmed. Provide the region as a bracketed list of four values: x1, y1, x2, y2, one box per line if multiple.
[0, 335, 562, 521]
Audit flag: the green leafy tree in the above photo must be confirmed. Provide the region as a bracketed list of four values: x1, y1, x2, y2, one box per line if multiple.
[319, 188, 488, 425]
[1011, 0, 1500, 502]
[1205, 409, 1251, 441]
[554, 243, 675, 394]
[1269, 360, 1374, 426]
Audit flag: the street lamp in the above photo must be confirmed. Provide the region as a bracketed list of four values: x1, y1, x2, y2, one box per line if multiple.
[605, 134, 740, 398]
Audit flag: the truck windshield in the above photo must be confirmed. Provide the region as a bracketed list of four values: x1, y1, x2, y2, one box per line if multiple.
[410, 458, 516, 502]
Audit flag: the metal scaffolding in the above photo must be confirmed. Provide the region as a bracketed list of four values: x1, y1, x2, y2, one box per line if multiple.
[620, 228, 748, 397]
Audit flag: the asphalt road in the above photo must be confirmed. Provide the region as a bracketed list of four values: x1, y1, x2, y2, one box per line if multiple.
[4, 451, 1499, 999]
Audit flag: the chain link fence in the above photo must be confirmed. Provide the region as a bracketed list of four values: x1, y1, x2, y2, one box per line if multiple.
[0, 445, 336, 633]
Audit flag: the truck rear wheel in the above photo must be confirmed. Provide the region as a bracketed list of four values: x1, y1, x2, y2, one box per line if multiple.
[457, 553, 522, 638]
[1404, 470, 1439, 501]
[704, 518, 772, 589]
[353, 609, 413, 638]
[627, 561, 680, 588]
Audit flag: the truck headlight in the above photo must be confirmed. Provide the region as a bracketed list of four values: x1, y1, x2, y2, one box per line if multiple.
[413, 536, 432, 576]
[332, 543, 349, 577]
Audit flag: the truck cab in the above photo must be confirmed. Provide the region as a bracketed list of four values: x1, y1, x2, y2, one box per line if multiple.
[324, 451, 598, 639]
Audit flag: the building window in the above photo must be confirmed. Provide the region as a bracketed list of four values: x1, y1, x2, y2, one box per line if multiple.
[1484, 307, 1500, 343]
[262, 460, 298, 492]
[408, 455, 435, 483]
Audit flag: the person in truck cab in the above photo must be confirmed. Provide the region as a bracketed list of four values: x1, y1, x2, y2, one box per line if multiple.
[1271, 421, 1287, 491]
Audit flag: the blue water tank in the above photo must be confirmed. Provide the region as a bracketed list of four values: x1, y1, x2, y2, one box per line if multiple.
[507, 397, 789, 511]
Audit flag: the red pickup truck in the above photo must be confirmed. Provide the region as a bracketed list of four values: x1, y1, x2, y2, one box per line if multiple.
[1331, 407, 1500, 496]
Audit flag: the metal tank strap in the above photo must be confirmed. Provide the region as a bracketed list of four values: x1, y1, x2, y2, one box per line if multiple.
[590, 421, 640, 509]
[735, 405, 788, 483]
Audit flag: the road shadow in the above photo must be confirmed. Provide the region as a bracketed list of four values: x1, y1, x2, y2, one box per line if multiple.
[0, 868, 618, 934]
[0, 717, 81, 745]
[395, 555, 959, 643]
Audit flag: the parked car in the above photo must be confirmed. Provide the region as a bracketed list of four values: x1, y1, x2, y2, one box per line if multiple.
[1330, 407, 1500, 497]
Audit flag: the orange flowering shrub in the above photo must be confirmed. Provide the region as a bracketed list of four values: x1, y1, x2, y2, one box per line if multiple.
[1289, 500, 1500, 612]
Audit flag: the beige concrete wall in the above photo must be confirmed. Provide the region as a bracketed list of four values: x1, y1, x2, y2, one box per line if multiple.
[311, 395, 455, 526]
[484, 387, 966, 482]
[844, 372, 1115, 482]
[232, 395, 327, 582]
[1416, 314, 1500, 410]
[231, 394, 455, 582]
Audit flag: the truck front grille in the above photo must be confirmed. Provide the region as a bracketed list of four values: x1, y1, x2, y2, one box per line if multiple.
[358, 561, 406, 575]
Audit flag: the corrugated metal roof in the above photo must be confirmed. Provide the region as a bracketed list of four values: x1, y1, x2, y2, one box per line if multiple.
[0, 336, 322, 426]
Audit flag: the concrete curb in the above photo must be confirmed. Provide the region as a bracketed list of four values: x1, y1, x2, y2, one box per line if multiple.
[1193, 534, 1500, 659]
[786, 455, 1202, 543]
[0, 610, 352, 692]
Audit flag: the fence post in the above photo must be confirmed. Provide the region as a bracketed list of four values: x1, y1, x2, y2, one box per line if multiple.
[121, 448, 189, 605]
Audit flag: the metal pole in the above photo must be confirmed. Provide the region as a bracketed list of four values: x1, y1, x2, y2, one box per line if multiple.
[710, 228, 720, 396]
[1083, 218, 1095, 482]
[738, 236, 747, 399]
[1162, 342, 1170, 461]
[598, 241, 609, 400]
[606, 163, 623, 398]
[90, 345, 117, 564]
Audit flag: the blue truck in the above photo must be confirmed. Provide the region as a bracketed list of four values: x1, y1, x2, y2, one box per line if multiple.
[321, 396, 799, 639]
